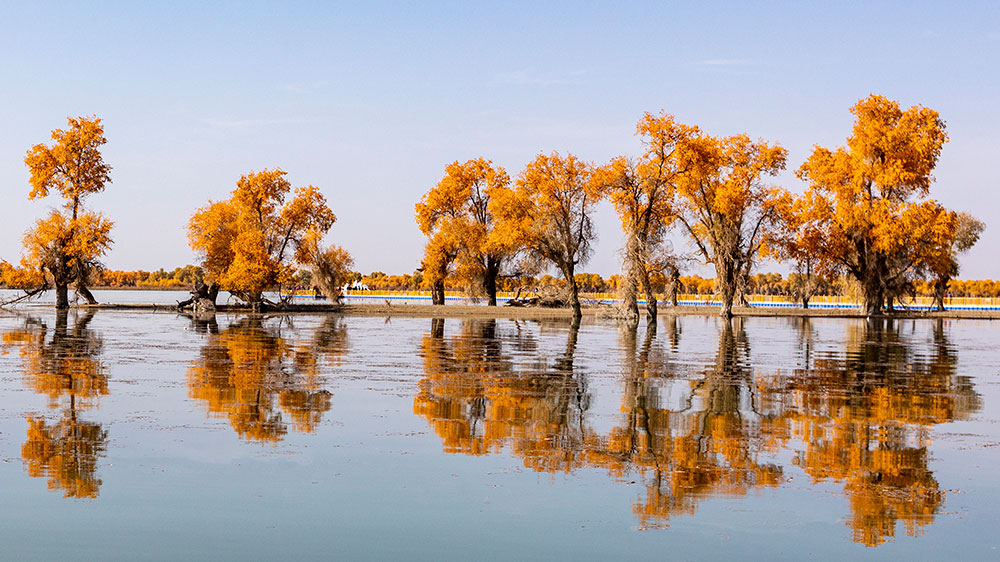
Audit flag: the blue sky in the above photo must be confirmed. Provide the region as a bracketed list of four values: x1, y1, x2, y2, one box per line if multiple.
[1, 1, 997, 278]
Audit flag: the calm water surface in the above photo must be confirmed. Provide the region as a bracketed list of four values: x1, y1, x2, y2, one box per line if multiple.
[0, 310, 998, 561]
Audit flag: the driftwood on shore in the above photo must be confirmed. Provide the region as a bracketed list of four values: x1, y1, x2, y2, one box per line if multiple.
[176, 281, 220, 312]
[0, 286, 47, 308]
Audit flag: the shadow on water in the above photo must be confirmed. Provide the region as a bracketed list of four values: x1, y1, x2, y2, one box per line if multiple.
[1, 310, 108, 499]
[186, 314, 348, 443]
[414, 315, 983, 545]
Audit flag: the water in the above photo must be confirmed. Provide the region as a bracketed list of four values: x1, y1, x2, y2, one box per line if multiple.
[1, 310, 998, 561]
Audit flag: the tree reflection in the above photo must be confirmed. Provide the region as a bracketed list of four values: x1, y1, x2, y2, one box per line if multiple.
[187, 315, 345, 442]
[415, 316, 979, 544]
[589, 318, 783, 529]
[767, 318, 981, 546]
[414, 318, 591, 470]
[22, 414, 107, 499]
[2, 310, 108, 498]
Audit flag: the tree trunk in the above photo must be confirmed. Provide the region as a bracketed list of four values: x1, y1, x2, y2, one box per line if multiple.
[75, 262, 98, 305]
[861, 277, 884, 317]
[432, 280, 445, 305]
[562, 263, 582, 319]
[802, 295, 810, 309]
[483, 259, 499, 306]
[720, 296, 733, 318]
[622, 277, 639, 323]
[76, 284, 98, 305]
[55, 283, 69, 309]
[715, 256, 737, 319]
[933, 276, 948, 312]
[178, 282, 220, 310]
[621, 234, 640, 323]
[668, 270, 679, 307]
[638, 266, 657, 322]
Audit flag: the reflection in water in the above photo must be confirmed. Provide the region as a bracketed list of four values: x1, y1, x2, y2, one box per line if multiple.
[22, 414, 107, 499]
[414, 318, 591, 470]
[2, 311, 108, 498]
[589, 318, 782, 529]
[186, 315, 346, 442]
[415, 316, 981, 545]
[764, 318, 981, 546]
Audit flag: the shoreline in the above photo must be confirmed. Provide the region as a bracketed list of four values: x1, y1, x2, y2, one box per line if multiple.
[10, 302, 995, 320]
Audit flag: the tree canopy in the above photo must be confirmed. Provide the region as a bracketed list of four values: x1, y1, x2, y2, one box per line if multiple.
[796, 94, 956, 315]
[415, 158, 517, 305]
[188, 168, 346, 308]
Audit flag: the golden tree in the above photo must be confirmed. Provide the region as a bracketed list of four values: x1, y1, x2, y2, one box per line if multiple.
[419, 228, 461, 305]
[595, 113, 698, 321]
[771, 190, 831, 308]
[674, 133, 788, 317]
[498, 152, 600, 318]
[796, 95, 958, 315]
[18, 116, 114, 308]
[923, 212, 984, 311]
[188, 169, 345, 309]
[416, 158, 519, 306]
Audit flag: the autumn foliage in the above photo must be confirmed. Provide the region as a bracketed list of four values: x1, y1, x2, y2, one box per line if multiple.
[10, 116, 115, 308]
[500, 152, 601, 317]
[416, 158, 516, 305]
[795, 95, 962, 315]
[188, 169, 350, 307]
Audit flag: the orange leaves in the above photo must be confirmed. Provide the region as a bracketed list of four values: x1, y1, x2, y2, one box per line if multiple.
[0, 260, 46, 289]
[795, 94, 965, 312]
[513, 151, 598, 262]
[799, 95, 947, 205]
[188, 200, 238, 278]
[21, 210, 113, 287]
[24, 115, 112, 205]
[188, 168, 341, 304]
[19, 115, 115, 304]
[415, 158, 515, 303]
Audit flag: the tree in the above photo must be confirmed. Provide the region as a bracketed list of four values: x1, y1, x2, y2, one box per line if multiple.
[924, 212, 984, 311]
[415, 158, 518, 305]
[772, 190, 831, 308]
[674, 133, 788, 317]
[498, 152, 600, 318]
[300, 232, 355, 302]
[20, 116, 114, 308]
[187, 169, 342, 310]
[419, 229, 460, 305]
[594, 112, 697, 322]
[796, 95, 951, 315]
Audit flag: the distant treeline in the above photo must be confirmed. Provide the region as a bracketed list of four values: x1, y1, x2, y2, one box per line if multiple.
[17, 264, 994, 298]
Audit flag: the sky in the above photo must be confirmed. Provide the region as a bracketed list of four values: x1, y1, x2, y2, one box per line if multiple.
[1, 1, 998, 279]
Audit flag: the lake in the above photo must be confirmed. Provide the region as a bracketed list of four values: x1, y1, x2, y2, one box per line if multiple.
[0, 310, 998, 561]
